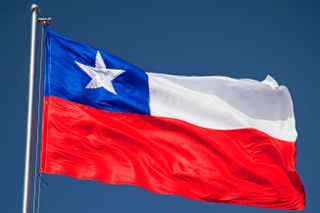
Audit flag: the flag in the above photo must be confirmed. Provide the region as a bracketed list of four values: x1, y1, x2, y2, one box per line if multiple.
[40, 29, 305, 210]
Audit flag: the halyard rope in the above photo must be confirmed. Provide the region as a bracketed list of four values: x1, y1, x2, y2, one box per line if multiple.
[32, 24, 45, 213]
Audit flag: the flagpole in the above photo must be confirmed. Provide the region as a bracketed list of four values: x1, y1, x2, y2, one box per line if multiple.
[22, 4, 40, 213]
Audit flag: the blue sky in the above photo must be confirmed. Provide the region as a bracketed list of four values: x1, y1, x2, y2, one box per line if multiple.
[1, 0, 319, 212]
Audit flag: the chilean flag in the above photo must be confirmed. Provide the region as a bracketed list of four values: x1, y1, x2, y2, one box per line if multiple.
[40, 29, 305, 210]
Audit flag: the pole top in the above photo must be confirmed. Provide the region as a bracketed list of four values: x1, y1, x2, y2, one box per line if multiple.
[31, 4, 40, 13]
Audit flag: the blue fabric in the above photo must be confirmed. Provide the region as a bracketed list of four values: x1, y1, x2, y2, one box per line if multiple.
[45, 29, 150, 115]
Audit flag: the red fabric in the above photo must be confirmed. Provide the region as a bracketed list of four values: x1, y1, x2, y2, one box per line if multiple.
[41, 96, 305, 210]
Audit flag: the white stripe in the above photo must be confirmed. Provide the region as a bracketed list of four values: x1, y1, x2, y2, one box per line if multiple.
[147, 73, 297, 142]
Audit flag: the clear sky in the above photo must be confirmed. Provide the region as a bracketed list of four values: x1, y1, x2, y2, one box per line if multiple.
[1, 0, 319, 212]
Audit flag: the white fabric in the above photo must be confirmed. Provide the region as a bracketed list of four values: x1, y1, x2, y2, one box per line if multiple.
[147, 73, 297, 142]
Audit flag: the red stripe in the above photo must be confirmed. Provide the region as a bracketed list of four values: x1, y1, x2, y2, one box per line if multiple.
[41, 96, 305, 210]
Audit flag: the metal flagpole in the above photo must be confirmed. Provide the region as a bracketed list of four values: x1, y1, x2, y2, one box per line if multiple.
[22, 4, 40, 213]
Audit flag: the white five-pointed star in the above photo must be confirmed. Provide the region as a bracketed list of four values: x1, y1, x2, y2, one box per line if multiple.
[75, 51, 125, 94]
